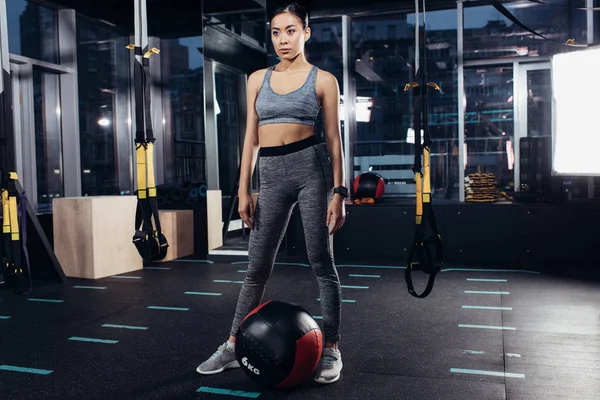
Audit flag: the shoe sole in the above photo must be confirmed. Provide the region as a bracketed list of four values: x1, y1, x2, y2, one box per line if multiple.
[314, 371, 341, 384]
[314, 374, 340, 384]
[196, 360, 240, 375]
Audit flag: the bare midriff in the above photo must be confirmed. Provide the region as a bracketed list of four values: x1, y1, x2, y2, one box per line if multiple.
[258, 123, 315, 147]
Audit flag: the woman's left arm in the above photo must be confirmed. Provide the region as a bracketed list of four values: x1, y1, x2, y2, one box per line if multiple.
[319, 70, 346, 235]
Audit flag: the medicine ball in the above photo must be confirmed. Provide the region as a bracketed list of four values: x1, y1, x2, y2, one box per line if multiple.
[353, 171, 385, 199]
[235, 300, 323, 389]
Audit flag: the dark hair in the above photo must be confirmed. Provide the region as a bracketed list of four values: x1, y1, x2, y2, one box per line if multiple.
[271, 3, 309, 30]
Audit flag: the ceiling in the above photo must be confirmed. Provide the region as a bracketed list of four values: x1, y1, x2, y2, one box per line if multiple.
[42, 0, 462, 37]
[45, 0, 265, 37]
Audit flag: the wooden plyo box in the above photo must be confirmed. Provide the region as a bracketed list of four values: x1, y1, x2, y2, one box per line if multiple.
[155, 209, 194, 262]
[52, 196, 142, 279]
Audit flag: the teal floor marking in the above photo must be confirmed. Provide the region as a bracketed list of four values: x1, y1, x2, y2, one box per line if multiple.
[213, 280, 243, 284]
[442, 268, 539, 274]
[27, 298, 63, 303]
[467, 278, 507, 282]
[465, 290, 509, 295]
[0, 365, 53, 375]
[197, 386, 260, 398]
[459, 324, 516, 331]
[341, 285, 369, 289]
[461, 350, 485, 355]
[73, 286, 106, 290]
[185, 291, 222, 296]
[237, 270, 247, 273]
[317, 298, 355, 303]
[462, 305, 513, 310]
[450, 368, 525, 378]
[0, 316, 11, 319]
[102, 324, 148, 330]
[110, 275, 141, 279]
[68, 336, 118, 344]
[349, 274, 380, 278]
[312, 316, 323, 320]
[147, 306, 190, 311]
[177, 259, 214, 264]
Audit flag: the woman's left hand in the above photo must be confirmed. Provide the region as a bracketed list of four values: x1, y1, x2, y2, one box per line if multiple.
[327, 196, 346, 235]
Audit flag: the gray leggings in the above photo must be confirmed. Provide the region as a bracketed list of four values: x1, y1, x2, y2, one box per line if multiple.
[229, 135, 342, 343]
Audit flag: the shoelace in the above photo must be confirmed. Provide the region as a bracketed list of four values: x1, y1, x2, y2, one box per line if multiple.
[210, 344, 227, 359]
[320, 354, 337, 369]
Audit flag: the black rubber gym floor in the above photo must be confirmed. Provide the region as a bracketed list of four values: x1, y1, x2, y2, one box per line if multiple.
[1, 257, 599, 399]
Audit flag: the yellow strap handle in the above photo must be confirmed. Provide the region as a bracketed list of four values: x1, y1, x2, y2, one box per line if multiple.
[2, 175, 20, 241]
[136, 145, 147, 199]
[2, 189, 9, 234]
[9, 195, 18, 241]
[423, 146, 431, 204]
[415, 172, 423, 225]
[146, 142, 156, 198]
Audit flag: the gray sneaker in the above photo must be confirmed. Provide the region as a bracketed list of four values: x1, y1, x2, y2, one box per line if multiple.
[196, 342, 240, 375]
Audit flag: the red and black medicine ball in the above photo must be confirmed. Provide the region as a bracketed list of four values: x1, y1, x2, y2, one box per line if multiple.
[353, 171, 385, 199]
[235, 300, 323, 389]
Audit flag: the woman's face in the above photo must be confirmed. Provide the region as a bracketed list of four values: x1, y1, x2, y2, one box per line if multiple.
[270, 12, 310, 60]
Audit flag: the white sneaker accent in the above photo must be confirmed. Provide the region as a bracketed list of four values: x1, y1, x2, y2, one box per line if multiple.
[314, 347, 343, 384]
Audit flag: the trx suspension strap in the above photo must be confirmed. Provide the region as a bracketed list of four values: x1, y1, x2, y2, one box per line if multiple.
[128, 0, 168, 262]
[404, 0, 443, 299]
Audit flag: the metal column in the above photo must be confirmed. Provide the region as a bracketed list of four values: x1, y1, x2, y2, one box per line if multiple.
[0, 0, 16, 176]
[204, 60, 219, 190]
[587, 0, 595, 198]
[457, 1, 465, 202]
[342, 15, 356, 194]
[58, 9, 82, 197]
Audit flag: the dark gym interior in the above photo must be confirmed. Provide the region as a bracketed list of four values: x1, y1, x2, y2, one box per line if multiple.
[1, 0, 599, 399]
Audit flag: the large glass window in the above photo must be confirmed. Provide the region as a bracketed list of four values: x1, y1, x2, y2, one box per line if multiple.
[76, 17, 132, 196]
[304, 18, 344, 143]
[33, 69, 63, 213]
[463, 65, 515, 194]
[351, 9, 459, 199]
[595, 1, 600, 43]
[160, 36, 205, 184]
[463, 1, 586, 61]
[6, 0, 59, 64]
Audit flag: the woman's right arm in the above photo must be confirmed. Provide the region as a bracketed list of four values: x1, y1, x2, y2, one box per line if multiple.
[237, 70, 262, 228]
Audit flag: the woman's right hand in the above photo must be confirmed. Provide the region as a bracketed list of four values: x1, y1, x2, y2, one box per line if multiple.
[238, 192, 255, 229]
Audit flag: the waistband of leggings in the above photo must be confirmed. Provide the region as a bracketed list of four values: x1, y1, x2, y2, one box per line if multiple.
[259, 135, 319, 157]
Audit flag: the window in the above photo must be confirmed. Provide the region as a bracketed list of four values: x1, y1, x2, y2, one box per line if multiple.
[160, 36, 205, 184]
[76, 17, 132, 196]
[463, 1, 587, 61]
[351, 9, 459, 199]
[304, 18, 344, 143]
[388, 25, 396, 39]
[6, 0, 59, 64]
[463, 65, 515, 192]
[595, 1, 600, 43]
[33, 69, 63, 212]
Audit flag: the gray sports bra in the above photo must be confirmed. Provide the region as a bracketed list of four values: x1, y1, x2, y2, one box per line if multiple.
[255, 65, 321, 127]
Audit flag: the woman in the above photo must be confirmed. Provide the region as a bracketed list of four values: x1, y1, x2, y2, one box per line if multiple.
[197, 2, 347, 384]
